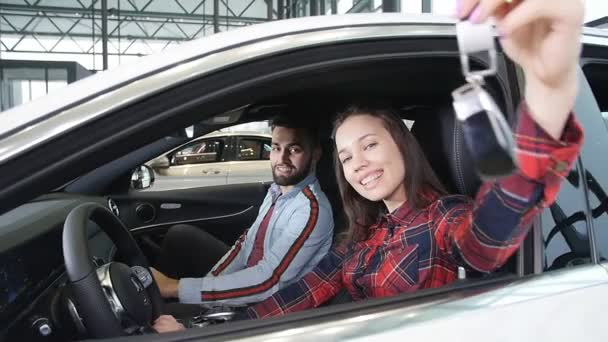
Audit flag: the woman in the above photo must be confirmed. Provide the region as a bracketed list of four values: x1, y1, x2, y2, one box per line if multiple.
[153, 0, 585, 332]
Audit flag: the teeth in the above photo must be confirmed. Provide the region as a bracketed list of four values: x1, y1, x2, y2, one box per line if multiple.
[361, 172, 382, 185]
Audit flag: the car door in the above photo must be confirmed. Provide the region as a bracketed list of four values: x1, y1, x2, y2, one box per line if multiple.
[153, 137, 229, 190]
[227, 136, 272, 184]
[114, 134, 270, 260]
[579, 34, 608, 268]
[116, 132, 273, 264]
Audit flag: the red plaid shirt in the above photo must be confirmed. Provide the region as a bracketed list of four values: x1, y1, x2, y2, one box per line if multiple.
[244, 105, 583, 319]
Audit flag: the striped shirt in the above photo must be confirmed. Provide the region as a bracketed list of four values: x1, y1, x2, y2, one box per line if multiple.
[178, 173, 334, 305]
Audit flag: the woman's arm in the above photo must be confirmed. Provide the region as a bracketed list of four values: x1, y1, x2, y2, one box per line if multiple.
[432, 0, 586, 272]
[242, 247, 346, 319]
[432, 106, 582, 272]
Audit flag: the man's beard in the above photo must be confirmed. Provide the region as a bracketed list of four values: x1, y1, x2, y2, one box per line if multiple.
[272, 158, 312, 186]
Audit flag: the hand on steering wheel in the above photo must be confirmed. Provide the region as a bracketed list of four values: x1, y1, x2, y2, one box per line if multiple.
[150, 267, 179, 298]
[63, 203, 164, 338]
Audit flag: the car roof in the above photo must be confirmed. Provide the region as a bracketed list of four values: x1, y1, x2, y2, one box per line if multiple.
[201, 131, 271, 139]
[1, 14, 606, 165]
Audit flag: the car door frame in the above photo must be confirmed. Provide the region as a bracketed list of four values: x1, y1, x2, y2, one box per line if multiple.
[578, 32, 608, 270]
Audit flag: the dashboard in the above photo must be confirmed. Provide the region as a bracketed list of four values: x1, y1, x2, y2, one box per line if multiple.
[0, 194, 115, 341]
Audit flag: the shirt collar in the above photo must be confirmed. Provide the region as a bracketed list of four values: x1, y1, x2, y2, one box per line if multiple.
[388, 201, 416, 222]
[378, 189, 440, 227]
[269, 172, 317, 202]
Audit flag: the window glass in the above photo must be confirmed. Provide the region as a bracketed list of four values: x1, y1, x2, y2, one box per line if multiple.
[142, 121, 272, 191]
[541, 164, 591, 270]
[262, 143, 271, 160]
[403, 119, 415, 130]
[173, 140, 222, 165]
[0, 67, 69, 111]
[237, 139, 271, 161]
[582, 62, 608, 262]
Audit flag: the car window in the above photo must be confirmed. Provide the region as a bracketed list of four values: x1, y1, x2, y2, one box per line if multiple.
[143, 122, 272, 192]
[581, 61, 608, 263]
[172, 139, 223, 165]
[237, 138, 271, 161]
[583, 62, 608, 130]
[541, 164, 591, 270]
[539, 65, 608, 271]
[403, 119, 415, 130]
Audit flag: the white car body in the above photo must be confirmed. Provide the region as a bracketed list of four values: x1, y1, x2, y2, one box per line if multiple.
[1, 14, 607, 342]
[145, 131, 272, 191]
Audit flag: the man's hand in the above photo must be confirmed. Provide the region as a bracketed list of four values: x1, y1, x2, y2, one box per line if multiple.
[153, 315, 186, 333]
[151, 267, 179, 298]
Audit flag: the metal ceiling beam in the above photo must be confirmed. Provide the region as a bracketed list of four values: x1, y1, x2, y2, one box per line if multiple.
[347, 0, 373, 13]
[213, 0, 220, 32]
[0, 3, 267, 24]
[382, 0, 399, 12]
[310, 0, 318, 16]
[422, 0, 432, 13]
[101, 0, 108, 70]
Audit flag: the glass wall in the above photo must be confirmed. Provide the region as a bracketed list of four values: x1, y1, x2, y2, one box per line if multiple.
[0, 61, 88, 111]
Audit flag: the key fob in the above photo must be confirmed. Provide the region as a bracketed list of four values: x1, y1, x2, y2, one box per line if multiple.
[453, 21, 517, 180]
[453, 83, 517, 180]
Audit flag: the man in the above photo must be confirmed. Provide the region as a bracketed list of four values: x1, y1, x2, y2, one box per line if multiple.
[152, 115, 334, 308]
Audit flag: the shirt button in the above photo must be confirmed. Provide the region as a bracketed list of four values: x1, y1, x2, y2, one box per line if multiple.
[555, 161, 568, 173]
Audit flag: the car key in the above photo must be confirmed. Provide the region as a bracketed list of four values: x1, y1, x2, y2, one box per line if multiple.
[452, 21, 517, 180]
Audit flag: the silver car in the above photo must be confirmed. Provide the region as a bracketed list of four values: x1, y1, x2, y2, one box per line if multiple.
[144, 131, 272, 191]
[0, 13, 608, 342]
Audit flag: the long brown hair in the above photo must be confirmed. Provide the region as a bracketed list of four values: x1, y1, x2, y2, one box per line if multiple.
[332, 103, 447, 244]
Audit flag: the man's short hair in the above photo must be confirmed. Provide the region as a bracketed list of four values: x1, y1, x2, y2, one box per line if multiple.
[270, 114, 320, 149]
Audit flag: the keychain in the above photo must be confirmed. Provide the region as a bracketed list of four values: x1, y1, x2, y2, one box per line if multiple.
[452, 21, 517, 180]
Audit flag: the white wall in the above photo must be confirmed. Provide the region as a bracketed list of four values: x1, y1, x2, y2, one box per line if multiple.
[585, 0, 608, 22]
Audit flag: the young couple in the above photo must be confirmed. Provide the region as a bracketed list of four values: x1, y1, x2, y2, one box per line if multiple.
[153, 0, 585, 332]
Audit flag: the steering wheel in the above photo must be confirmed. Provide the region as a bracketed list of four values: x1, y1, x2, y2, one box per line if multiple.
[62, 202, 164, 338]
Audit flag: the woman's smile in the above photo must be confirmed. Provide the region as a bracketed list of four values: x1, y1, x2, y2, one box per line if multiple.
[359, 170, 383, 189]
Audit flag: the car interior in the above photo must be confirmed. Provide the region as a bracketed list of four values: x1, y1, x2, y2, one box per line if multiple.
[0, 44, 530, 341]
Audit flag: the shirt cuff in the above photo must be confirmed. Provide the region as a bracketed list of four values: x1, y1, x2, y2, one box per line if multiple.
[514, 101, 584, 204]
[178, 277, 203, 304]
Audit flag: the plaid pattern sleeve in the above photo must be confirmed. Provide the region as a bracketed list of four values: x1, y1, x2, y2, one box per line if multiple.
[243, 247, 346, 319]
[432, 104, 584, 272]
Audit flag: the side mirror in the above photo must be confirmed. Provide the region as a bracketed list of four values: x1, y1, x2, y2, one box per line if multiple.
[148, 156, 170, 169]
[131, 165, 155, 190]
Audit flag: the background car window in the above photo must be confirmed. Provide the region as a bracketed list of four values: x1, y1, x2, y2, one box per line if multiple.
[539, 65, 608, 271]
[541, 164, 591, 270]
[262, 143, 271, 159]
[173, 140, 223, 165]
[237, 139, 270, 161]
[581, 62, 608, 263]
[583, 63, 608, 130]
[143, 122, 272, 192]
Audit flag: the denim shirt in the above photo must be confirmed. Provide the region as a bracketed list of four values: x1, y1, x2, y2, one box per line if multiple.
[178, 173, 334, 305]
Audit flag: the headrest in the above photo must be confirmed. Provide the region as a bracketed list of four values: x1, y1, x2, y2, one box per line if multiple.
[411, 104, 481, 197]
